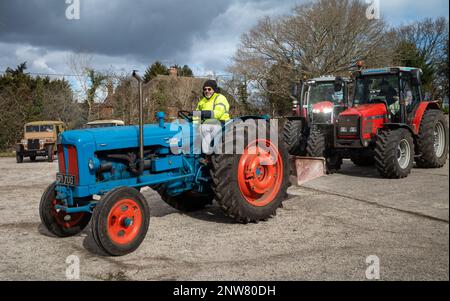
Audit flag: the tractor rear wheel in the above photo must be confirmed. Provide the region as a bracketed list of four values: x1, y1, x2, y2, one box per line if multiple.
[210, 121, 290, 223]
[306, 128, 342, 174]
[415, 109, 448, 168]
[282, 119, 307, 156]
[39, 182, 91, 237]
[375, 128, 414, 178]
[91, 187, 150, 256]
[154, 185, 214, 212]
[30, 155, 36, 161]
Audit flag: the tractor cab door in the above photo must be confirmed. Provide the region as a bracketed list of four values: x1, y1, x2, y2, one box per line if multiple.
[334, 78, 349, 115]
[400, 73, 422, 123]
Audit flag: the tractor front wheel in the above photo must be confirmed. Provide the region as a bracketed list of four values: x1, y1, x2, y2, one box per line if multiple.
[282, 119, 307, 156]
[415, 109, 449, 168]
[91, 187, 150, 256]
[306, 128, 342, 174]
[375, 128, 414, 178]
[39, 183, 92, 237]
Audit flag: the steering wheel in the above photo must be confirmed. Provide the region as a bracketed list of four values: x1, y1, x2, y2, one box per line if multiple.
[177, 110, 193, 121]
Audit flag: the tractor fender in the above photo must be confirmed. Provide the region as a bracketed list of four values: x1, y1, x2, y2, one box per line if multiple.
[411, 102, 440, 134]
[380, 123, 417, 146]
[212, 116, 275, 153]
[223, 116, 270, 133]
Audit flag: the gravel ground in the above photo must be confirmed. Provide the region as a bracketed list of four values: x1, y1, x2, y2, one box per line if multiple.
[0, 157, 448, 281]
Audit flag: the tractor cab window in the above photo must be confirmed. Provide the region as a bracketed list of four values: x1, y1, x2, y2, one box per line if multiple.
[354, 75, 399, 109]
[400, 74, 422, 112]
[308, 82, 345, 106]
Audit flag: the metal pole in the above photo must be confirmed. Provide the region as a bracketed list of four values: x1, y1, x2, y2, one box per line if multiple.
[132, 70, 144, 176]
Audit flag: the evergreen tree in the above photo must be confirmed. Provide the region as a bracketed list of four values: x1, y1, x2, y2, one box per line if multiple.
[143, 61, 168, 83]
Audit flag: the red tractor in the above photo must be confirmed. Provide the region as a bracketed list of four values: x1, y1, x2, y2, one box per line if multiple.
[310, 67, 448, 178]
[284, 76, 351, 173]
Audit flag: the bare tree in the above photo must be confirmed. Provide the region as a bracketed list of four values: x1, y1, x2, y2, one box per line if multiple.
[391, 18, 449, 99]
[230, 0, 390, 114]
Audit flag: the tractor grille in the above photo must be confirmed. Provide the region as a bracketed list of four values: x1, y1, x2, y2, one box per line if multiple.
[337, 115, 360, 137]
[313, 113, 332, 124]
[57, 144, 66, 173]
[57, 145, 79, 185]
[27, 139, 40, 150]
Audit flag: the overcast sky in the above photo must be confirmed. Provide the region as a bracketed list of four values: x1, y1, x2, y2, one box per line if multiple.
[0, 0, 449, 79]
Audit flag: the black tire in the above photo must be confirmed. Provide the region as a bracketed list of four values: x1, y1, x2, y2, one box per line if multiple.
[154, 185, 214, 212]
[39, 182, 92, 237]
[30, 155, 36, 161]
[210, 120, 290, 223]
[16, 152, 23, 163]
[91, 187, 150, 256]
[375, 128, 414, 178]
[47, 145, 54, 162]
[306, 128, 342, 174]
[282, 119, 307, 156]
[415, 110, 449, 168]
[350, 155, 375, 166]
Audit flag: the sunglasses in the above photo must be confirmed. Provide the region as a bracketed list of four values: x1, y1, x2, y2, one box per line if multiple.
[203, 88, 213, 92]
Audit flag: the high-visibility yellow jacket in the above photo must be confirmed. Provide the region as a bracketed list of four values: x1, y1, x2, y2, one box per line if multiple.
[196, 93, 231, 122]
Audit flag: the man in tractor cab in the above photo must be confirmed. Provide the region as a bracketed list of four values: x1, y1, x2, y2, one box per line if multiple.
[379, 79, 400, 116]
[195, 80, 231, 154]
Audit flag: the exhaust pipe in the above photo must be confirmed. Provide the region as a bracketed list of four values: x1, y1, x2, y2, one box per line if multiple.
[132, 70, 144, 176]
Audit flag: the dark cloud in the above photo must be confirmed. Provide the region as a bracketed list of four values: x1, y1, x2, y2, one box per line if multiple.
[0, 0, 235, 62]
[1, 0, 447, 74]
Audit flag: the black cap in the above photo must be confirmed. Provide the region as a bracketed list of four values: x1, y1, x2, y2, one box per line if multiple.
[203, 80, 218, 92]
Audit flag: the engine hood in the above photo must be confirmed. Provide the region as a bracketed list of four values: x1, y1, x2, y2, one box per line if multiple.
[339, 104, 387, 118]
[60, 123, 184, 151]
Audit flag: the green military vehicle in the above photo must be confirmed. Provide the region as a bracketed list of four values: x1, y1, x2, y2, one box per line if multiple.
[16, 121, 66, 163]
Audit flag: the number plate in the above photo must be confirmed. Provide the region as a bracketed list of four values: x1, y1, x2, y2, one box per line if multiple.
[56, 173, 76, 186]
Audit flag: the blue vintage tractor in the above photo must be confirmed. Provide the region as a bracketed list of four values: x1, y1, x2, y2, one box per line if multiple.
[39, 72, 290, 256]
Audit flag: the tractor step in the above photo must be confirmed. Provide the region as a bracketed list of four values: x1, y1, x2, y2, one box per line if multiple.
[290, 156, 326, 186]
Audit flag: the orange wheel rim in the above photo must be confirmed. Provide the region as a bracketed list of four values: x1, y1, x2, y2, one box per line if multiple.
[107, 199, 143, 245]
[237, 139, 283, 207]
[51, 199, 85, 228]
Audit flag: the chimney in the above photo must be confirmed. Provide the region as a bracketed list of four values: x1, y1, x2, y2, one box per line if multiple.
[168, 66, 178, 77]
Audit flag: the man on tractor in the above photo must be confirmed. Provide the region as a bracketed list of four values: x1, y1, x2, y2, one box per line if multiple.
[195, 79, 231, 154]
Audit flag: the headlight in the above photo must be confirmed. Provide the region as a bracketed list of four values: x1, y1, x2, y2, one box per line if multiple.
[340, 127, 348, 133]
[88, 157, 101, 171]
[21, 139, 27, 144]
[349, 127, 358, 133]
[312, 109, 320, 114]
[88, 159, 95, 170]
[322, 107, 333, 114]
